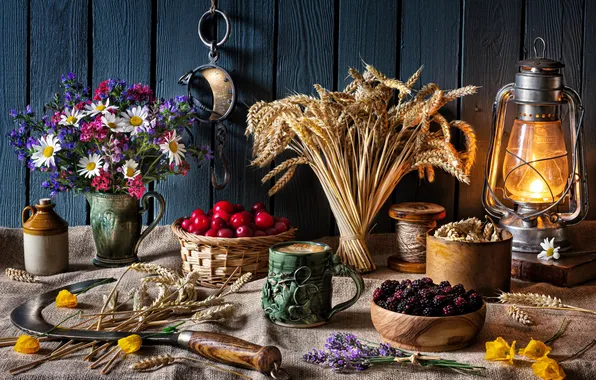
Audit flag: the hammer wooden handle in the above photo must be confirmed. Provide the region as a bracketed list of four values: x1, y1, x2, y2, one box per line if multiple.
[177, 331, 282, 374]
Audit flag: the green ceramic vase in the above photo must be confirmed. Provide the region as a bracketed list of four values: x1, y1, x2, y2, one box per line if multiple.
[86, 192, 165, 267]
[261, 241, 364, 328]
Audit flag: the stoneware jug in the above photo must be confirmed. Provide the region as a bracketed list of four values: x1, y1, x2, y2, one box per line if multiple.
[262, 241, 364, 327]
[86, 192, 165, 267]
[22, 198, 69, 275]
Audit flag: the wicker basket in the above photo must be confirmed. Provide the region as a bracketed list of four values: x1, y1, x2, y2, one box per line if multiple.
[171, 218, 297, 287]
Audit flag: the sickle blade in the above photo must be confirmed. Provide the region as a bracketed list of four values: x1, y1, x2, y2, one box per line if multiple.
[10, 278, 175, 344]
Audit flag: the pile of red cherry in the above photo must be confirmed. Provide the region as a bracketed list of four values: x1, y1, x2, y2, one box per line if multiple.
[179, 201, 292, 238]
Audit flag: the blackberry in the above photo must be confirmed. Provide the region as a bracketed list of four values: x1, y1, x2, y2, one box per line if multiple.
[422, 307, 436, 317]
[386, 301, 398, 312]
[439, 280, 451, 288]
[411, 278, 426, 288]
[454, 296, 468, 313]
[441, 286, 452, 294]
[442, 304, 456, 316]
[451, 284, 465, 296]
[402, 288, 415, 298]
[395, 303, 407, 314]
[376, 300, 387, 309]
[433, 295, 448, 307]
[418, 288, 433, 300]
[421, 277, 434, 285]
[372, 288, 384, 302]
[393, 289, 404, 300]
[380, 280, 399, 296]
[467, 292, 483, 311]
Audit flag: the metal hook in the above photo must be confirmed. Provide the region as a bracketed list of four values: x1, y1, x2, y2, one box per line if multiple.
[210, 122, 231, 190]
[533, 37, 546, 58]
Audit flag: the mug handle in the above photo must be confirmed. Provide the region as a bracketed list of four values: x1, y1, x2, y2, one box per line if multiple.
[327, 255, 364, 320]
[133, 191, 166, 256]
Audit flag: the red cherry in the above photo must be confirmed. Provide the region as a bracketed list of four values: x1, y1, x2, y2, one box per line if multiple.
[249, 222, 259, 232]
[181, 218, 192, 231]
[265, 227, 278, 236]
[236, 225, 254, 238]
[187, 224, 201, 234]
[207, 208, 213, 216]
[213, 210, 230, 222]
[211, 217, 227, 230]
[251, 202, 267, 213]
[204, 229, 218, 237]
[277, 217, 291, 230]
[254, 230, 267, 237]
[233, 203, 245, 212]
[190, 208, 205, 220]
[214, 200, 235, 214]
[217, 228, 235, 238]
[240, 210, 253, 220]
[274, 221, 288, 233]
[230, 212, 252, 229]
[255, 212, 274, 229]
[193, 215, 211, 232]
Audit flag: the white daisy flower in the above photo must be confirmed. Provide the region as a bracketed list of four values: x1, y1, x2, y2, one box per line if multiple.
[31, 134, 61, 168]
[122, 159, 140, 179]
[58, 108, 82, 126]
[120, 106, 149, 134]
[77, 153, 104, 178]
[537, 237, 560, 261]
[85, 98, 117, 116]
[101, 113, 128, 133]
[159, 131, 186, 166]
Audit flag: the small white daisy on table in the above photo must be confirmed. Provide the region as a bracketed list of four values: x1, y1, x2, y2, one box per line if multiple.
[122, 159, 140, 179]
[31, 134, 61, 167]
[101, 113, 126, 132]
[77, 153, 104, 178]
[537, 237, 560, 261]
[85, 99, 117, 116]
[159, 131, 186, 166]
[59, 108, 82, 127]
[120, 106, 149, 134]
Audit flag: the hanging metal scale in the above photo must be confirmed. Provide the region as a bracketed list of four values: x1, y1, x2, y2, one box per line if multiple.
[179, 8, 235, 189]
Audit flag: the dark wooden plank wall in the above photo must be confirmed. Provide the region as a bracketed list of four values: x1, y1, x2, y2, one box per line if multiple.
[1, 0, 595, 240]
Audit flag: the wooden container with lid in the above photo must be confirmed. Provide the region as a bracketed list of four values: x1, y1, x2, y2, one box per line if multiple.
[22, 198, 69, 275]
[387, 202, 446, 273]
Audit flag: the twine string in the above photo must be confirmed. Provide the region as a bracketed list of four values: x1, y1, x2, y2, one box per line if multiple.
[395, 219, 436, 263]
[394, 352, 441, 365]
[209, 0, 216, 13]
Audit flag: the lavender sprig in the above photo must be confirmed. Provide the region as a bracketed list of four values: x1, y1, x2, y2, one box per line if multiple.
[304, 332, 484, 375]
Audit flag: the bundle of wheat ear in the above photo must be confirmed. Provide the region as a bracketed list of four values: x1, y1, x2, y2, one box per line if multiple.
[247, 64, 477, 272]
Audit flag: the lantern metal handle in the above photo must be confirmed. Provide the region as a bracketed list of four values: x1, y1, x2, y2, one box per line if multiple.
[482, 83, 514, 219]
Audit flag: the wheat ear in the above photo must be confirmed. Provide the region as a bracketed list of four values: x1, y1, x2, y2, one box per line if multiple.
[498, 291, 596, 315]
[5, 268, 36, 283]
[506, 305, 533, 325]
[131, 354, 251, 378]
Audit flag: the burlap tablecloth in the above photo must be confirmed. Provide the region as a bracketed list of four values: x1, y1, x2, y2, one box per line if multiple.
[0, 226, 594, 379]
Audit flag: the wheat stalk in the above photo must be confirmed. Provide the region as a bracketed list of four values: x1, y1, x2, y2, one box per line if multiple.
[506, 305, 533, 326]
[498, 291, 596, 315]
[247, 65, 477, 272]
[5, 268, 36, 283]
[131, 354, 251, 378]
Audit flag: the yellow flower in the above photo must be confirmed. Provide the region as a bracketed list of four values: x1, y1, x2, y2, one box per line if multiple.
[485, 337, 516, 364]
[519, 339, 552, 360]
[55, 289, 78, 308]
[118, 334, 142, 354]
[14, 334, 40, 354]
[532, 357, 566, 380]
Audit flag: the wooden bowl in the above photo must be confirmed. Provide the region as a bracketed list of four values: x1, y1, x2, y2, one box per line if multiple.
[370, 301, 486, 352]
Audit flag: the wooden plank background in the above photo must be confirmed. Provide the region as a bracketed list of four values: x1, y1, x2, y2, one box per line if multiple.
[1, 0, 595, 240]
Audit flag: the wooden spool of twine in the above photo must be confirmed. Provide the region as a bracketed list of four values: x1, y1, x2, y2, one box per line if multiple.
[387, 202, 446, 273]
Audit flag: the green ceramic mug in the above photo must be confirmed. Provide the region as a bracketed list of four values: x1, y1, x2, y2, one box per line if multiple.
[261, 241, 364, 327]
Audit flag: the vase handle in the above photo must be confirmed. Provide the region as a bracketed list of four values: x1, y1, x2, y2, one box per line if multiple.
[134, 191, 166, 256]
[22, 206, 36, 225]
[326, 254, 364, 321]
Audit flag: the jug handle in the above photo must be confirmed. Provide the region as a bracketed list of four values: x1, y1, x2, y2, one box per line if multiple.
[22, 206, 37, 225]
[134, 191, 166, 256]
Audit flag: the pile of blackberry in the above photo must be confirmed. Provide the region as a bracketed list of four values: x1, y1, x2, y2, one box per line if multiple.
[373, 278, 483, 317]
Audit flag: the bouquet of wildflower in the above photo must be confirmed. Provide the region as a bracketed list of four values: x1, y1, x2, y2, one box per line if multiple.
[7, 73, 211, 199]
[304, 332, 484, 375]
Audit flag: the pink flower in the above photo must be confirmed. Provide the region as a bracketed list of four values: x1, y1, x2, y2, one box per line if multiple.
[94, 80, 109, 101]
[80, 117, 108, 142]
[91, 169, 111, 191]
[127, 175, 145, 199]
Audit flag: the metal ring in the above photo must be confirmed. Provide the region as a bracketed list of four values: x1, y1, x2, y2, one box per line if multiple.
[270, 362, 291, 380]
[197, 9, 230, 48]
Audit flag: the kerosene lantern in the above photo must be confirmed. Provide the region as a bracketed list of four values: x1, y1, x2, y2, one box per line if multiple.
[482, 38, 588, 253]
